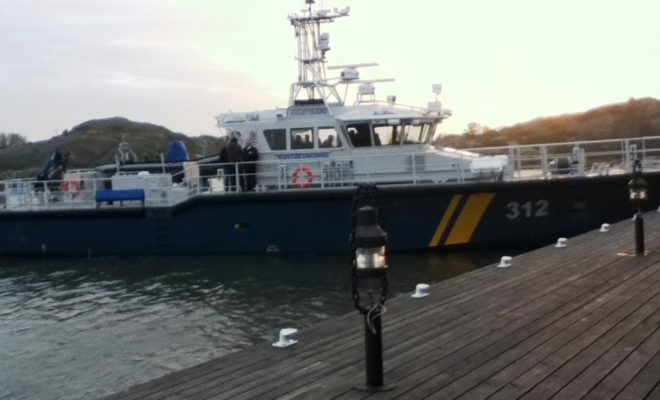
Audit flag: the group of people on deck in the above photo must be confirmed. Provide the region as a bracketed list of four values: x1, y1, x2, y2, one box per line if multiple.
[219, 136, 259, 192]
[37, 148, 70, 181]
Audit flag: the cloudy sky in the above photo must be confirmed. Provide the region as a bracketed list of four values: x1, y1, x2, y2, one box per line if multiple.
[1, 0, 659, 141]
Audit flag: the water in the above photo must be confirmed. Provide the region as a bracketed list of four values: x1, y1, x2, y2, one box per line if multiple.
[0, 252, 501, 400]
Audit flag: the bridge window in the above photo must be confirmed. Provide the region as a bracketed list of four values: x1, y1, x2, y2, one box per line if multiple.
[291, 127, 314, 149]
[347, 123, 371, 147]
[403, 124, 424, 144]
[373, 125, 402, 146]
[318, 127, 341, 148]
[264, 129, 286, 150]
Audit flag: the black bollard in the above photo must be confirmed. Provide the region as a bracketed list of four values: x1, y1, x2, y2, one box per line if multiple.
[628, 160, 647, 256]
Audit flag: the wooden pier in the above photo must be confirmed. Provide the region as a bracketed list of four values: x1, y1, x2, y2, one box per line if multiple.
[103, 213, 660, 400]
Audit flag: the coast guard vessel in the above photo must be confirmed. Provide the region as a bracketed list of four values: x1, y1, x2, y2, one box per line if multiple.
[1, 0, 660, 255]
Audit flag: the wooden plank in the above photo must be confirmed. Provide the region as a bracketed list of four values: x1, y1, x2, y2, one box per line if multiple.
[509, 297, 660, 400]
[614, 349, 660, 400]
[582, 323, 660, 400]
[323, 251, 659, 400]
[527, 306, 660, 399]
[384, 259, 660, 400]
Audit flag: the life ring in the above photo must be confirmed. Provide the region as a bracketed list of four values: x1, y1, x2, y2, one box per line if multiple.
[291, 166, 314, 188]
[62, 179, 81, 195]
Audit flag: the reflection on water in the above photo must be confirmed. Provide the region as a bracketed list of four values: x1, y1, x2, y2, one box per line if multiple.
[0, 252, 501, 400]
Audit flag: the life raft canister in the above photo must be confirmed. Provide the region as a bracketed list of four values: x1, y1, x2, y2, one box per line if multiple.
[291, 165, 314, 188]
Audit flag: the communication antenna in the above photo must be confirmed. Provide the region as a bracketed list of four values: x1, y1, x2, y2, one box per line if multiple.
[432, 84, 442, 101]
[427, 83, 446, 115]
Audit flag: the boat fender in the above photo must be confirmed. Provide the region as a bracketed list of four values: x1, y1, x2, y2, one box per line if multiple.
[291, 165, 314, 188]
[62, 179, 81, 195]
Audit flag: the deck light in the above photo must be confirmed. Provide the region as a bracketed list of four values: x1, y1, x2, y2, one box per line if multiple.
[352, 205, 392, 391]
[628, 160, 647, 255]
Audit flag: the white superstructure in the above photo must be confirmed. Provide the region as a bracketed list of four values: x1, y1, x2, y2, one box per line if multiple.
[216, 0, 507, 190]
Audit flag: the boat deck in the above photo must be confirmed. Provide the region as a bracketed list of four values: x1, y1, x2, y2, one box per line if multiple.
[101, 212, 660, 400]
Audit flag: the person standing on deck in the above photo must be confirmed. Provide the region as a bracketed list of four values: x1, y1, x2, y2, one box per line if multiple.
[242, 137, 259, 191]
[225, 137, 243, 191]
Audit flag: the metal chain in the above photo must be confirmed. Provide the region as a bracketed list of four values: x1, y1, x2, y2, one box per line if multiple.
[366, 303, 387, 334]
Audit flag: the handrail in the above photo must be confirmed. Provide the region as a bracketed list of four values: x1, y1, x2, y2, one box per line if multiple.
[465, 135, 660, 152]
[3, 136, 660, 212]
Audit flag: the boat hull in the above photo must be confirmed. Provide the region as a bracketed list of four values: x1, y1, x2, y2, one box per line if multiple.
[1, 173, 658, 255]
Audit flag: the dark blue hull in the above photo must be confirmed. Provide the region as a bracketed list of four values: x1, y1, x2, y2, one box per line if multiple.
[1, 173, 658, 255]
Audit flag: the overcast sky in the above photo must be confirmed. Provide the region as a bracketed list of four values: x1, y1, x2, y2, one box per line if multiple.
[1, 0, 659, 141]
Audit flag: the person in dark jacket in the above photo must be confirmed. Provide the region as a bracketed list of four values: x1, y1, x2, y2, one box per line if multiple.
[224, 137, 243, 191]
[242, 138, 259, 191]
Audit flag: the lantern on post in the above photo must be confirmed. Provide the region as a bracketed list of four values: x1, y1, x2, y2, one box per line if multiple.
[628, 159, 647, 255]
[351, 205, 392, 391]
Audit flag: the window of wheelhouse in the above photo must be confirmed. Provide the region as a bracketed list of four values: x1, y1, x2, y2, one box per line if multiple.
[318, 127, 341, 148]
[264, 128, 287, 150]
[346, 123, 371, 147]
[373, 124, 402, 146]
[291, 127, 314, 150]
[401, 122, 432, 144]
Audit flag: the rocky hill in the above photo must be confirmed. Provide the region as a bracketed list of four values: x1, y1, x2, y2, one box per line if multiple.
[435, 97, 660, 148]
[0, 117, 225, 179]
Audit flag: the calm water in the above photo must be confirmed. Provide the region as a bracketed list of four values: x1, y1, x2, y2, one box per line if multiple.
[0, 252, 501, 400]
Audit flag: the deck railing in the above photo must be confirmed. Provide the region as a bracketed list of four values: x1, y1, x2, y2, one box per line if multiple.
[2, 136, 660, 212]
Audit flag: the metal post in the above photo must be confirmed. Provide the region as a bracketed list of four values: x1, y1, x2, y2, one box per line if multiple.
[364, 312, 383, 389]
[635, 209, 645, 255]
[350, 189, 394, 392]
[628, 160, 647, 256]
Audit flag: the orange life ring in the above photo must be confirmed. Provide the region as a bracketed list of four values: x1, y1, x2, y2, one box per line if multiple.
[62, 179, 81, 195]
[291, 166, 314, 188]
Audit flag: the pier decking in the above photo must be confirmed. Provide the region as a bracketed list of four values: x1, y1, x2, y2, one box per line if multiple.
[102, 213, 660, 400]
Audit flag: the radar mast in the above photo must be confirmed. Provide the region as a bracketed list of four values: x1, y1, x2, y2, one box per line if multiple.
[288, 0, 350, 106]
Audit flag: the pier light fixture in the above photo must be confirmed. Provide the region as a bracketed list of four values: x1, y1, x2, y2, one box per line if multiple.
[351, 205, 393, 391]
[628, 160, 647, 255]
[354, 206, 388, 312]
[628, 160, 648, 202]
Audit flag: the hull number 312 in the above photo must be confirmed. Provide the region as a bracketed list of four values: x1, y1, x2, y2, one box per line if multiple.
[506, 200, 549, 219]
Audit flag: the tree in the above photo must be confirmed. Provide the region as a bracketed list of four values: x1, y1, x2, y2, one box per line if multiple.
[0, 132, 27, 149]
[463, 122, 488, 136]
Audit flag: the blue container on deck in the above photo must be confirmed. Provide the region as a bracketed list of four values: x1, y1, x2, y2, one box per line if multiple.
[165, 141, 189, 163]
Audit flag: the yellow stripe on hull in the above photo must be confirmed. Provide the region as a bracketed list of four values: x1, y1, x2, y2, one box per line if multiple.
[445, 193, 495, 245]
[428, 195, 462, 247]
